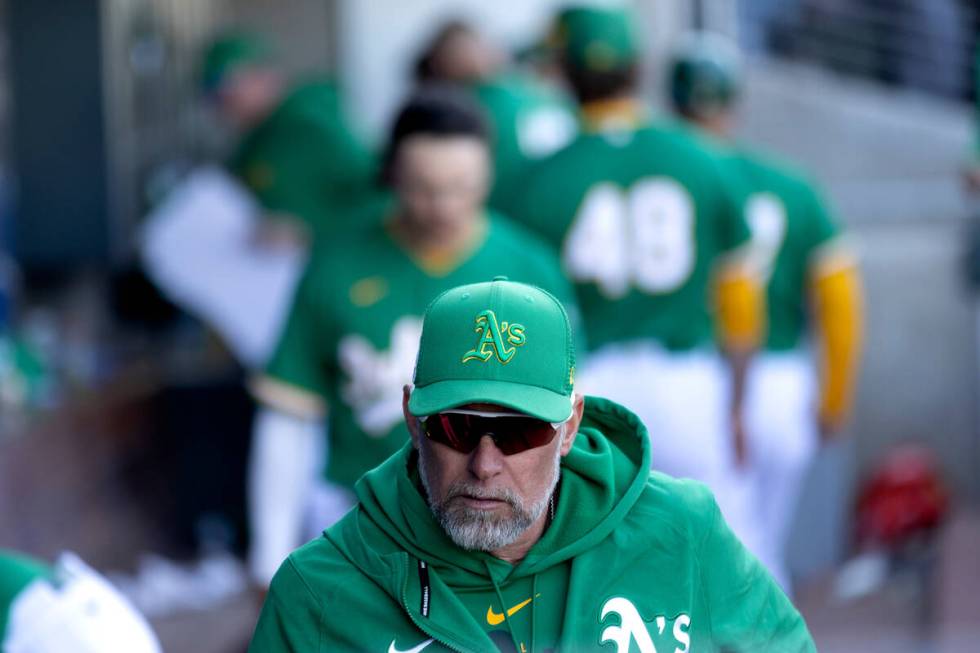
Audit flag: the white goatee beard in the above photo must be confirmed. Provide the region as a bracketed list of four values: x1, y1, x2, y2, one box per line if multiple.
[418, 439, 562, 552]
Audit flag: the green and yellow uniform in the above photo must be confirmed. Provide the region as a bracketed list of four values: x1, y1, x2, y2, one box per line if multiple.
[229, 80, 377, 239]
[719, 147, 862, 424]
[471, 73, 576, 211]
[251, 213, 577, 489]
[512, 107, 758, 352]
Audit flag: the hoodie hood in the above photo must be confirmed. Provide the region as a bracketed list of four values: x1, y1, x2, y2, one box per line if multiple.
[332, 395, 650, 589]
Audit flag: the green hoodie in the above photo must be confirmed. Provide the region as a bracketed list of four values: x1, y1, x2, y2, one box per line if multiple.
[249, 397, 815, 652]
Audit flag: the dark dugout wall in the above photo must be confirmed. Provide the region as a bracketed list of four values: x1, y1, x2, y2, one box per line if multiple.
[9, 0, 110, 269]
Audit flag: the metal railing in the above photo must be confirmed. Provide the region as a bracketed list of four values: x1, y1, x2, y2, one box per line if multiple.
[732, 0, 977, 100]
[101, 0, 228, 261]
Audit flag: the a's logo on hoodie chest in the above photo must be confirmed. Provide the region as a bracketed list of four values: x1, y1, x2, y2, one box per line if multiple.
[599, 596, 692, 653]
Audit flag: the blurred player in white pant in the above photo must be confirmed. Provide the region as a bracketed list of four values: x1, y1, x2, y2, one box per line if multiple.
[509, 8, 766, 546]
[669, 33, 864, 592]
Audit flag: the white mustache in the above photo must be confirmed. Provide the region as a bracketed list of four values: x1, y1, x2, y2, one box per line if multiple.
[445, 484, 520, 506]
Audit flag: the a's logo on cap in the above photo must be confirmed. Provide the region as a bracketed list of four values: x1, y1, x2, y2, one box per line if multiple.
[462, 310, 526, 364]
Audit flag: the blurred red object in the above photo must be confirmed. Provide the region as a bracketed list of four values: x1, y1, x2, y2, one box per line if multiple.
[855, 444, 950, 548]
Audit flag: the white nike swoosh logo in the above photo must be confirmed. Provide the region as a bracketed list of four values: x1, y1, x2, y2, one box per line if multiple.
[388, 638, 434, 653]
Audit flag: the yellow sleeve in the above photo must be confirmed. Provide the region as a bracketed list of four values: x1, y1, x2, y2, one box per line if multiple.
[810, 257, 863, 425]
[714, 253, 765, 353]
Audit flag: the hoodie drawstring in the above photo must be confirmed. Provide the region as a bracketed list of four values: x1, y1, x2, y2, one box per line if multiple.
[530, 573, 538, 653]
[487, 560, 523, 653]
[485, 562, 540, 653]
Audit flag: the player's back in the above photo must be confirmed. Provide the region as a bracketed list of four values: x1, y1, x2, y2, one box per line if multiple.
[721, 148, 843, 351]
[514, 118, 751, 352]
[472, 72, 576, 210]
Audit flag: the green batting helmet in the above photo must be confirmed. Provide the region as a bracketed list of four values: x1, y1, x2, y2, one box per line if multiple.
[668, 32, 742, 117]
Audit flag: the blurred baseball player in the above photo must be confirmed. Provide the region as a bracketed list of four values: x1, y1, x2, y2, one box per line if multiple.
[201, 32, 377, 243]
[141, 32, 379, 369]
[249, 278, 814, 652]
[510, 8, 763, 539]
[669, 33, 864, 591]
[0, 550, 161, 653]
[413, 20, 577, 211]
[246, 87, 577, 587]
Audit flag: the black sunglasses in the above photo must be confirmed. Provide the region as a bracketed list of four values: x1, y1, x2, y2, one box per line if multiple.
[419, 409, 563, 456]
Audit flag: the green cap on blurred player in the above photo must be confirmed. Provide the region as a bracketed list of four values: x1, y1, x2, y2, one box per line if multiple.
[200, 31, 274, 92]
[668, 32, 743, 116]
[409, 277, 575, 422]
[556, 6, 639, 72]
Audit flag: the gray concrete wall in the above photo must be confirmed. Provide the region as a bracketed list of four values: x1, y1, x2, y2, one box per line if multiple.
[225, 0, 336, 77]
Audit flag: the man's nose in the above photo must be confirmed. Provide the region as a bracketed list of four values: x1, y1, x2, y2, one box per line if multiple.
[468, 434, 504, 480]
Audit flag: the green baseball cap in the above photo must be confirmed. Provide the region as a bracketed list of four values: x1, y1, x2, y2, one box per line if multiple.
[557, 6, 639, 72]
[409, 277, 575, 422]
[516, 6, 577, 64]
[669, 32, 743, 114]
[200, 32, 274, 92]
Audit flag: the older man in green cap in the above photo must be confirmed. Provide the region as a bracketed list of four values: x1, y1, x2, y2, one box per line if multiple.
[249, 276, 814, 653]
[201, 32, 377, 242]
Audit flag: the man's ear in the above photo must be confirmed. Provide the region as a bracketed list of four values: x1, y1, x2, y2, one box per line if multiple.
[560, 394, 585, 457]
[403, 384, 422, 449]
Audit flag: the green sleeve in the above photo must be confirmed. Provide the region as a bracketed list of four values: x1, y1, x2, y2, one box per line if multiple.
[712, 162, 753, 253]
[247, 119, 316, 217]
[249, 559, 323, 652]
[516, 229, 573, 303]
[500, 159, 561, 245]
[799, 180, 842, 257]
[264, 257, 334, 397]
[256, 115, 376, 225]
[696, 491, 816, 652]
[304, 112, 377, 211]
[531, 243, 588, 359]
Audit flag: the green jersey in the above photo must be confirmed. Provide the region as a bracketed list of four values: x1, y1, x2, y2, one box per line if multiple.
[513, 117, 752, 352]
[250, 397, 815, 652]
[260, 212, 577, 489]
[0, 551, 48, 643]
[471, 74, 577, 212]
[229, 80, 377, 239]
[719, 148, 842, 350]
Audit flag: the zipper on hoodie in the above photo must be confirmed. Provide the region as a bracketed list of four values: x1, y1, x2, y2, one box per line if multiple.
[400, 556, 469, 653]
